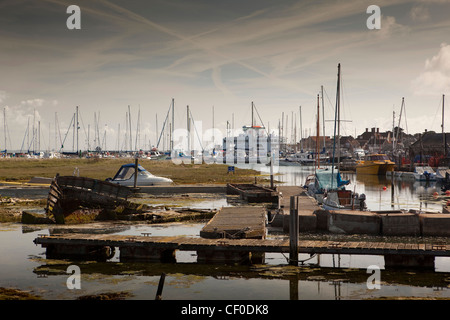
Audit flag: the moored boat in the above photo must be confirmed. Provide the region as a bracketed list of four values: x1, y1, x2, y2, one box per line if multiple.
[304, 168, 367, 210]
[436, 167, 450, 181]
[106, 163, 173, 186]
[356, 154, 395, 175]
[413, 166, 437, 181]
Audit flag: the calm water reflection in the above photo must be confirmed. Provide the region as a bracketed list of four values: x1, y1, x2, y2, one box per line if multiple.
[247, 164, 446, 213]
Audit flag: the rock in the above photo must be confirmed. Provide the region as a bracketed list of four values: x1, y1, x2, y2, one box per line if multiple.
[21, 211, 54, 224]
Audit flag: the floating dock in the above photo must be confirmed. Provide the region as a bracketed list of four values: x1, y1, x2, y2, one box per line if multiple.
[34, 233, 450, 268]
[272, 186, 321, 233]
[200, 206, 266, 239]
[226, 183, 278, 203]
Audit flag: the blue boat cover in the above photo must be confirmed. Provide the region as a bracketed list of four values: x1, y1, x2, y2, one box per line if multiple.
[315, 169, 350, 191]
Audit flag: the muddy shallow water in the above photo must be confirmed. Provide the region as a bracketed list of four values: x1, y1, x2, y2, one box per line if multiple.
[3, 220, 450, 300]
[2, 165, 450, 300]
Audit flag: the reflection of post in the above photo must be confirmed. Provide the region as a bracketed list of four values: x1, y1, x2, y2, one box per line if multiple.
[155, 272, 166, 300]
[289, 196, 299, 266]
[391, 171, 394, 209]
[289, 278, 298, 300]
[134, 157, 138, 188]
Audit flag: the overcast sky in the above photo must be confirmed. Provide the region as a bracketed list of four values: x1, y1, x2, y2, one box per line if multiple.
[1, 0, 450, 152]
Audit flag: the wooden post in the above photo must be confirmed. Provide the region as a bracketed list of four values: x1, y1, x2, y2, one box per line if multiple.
[391, 170, 394, 209]
[134, 157, 138, 188]
[269, 156, 274, 190]
[289, 196, 299, 266]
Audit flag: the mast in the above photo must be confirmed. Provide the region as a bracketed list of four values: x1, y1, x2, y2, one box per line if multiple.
[72, 111, 75, 152]
[443, 94, 446, 155]
[251, 102, 254, 127]
[331, 63, 341, 188]
[117, 123, 120, 152]
[171, 98, 174, 152]
[76, 106, 79, 153]
[321, 85, 326, 149]
[282, 112, 284, 152]
[392, 111, 395, 153]
[291, 111, 295, 144]
[33, 109, 36, 153]
[337, 67, 341, 170]
[316, 94, 320, 170]
[395, 97, 404, 152]
[3, 108, 6, 153]
[135, 106, 141, 151]
[27, 117, 30, 152]
[299, 106, 303, 152]
[187, 105, 190, 154]
[128, 105, 132, 152]
[87, 124, 90, 152]
[155, 113, 158, 149]
[38, 121, 40, 153]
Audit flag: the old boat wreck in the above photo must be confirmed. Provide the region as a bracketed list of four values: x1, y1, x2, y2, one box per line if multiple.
[45, 174, 137, 224]
[44, 174, 214, 224]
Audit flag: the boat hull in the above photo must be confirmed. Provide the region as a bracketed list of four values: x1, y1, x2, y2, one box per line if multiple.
[111, 176, 173, 186]
[356, 162, 395, 175]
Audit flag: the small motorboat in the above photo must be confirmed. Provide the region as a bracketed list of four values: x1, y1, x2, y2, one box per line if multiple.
[413, 166, 437, 181]
[356, 154, 395, 175]
[106, 163, 173, 186]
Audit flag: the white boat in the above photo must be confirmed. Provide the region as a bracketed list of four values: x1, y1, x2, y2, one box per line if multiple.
[106, 163, 173, 186]
[300, 152, 329, 165]
[304, 168, 366, 210]
[436, 167, 450, 181]
[413, 166, 437, 181]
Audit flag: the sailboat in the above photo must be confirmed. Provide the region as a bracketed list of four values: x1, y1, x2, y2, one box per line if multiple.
[305, 64, 366, 211]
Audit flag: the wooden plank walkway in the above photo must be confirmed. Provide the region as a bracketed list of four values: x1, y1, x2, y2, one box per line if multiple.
[33, 234, 450, 257]
[277, 186, 319, 211]
[200, 206, 266, 239]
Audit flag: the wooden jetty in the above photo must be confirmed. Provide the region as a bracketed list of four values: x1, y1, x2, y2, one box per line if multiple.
[272, 186, 321, 233]
[33, 233, 450, 268]
[200, 206, 266, 239]
[227, 183, 278, 203]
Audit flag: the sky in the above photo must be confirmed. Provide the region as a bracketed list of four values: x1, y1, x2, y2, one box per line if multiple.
[1, 0, 450, 152]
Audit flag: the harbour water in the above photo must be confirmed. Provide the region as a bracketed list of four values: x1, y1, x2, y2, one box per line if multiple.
[1, 164, 450, 301]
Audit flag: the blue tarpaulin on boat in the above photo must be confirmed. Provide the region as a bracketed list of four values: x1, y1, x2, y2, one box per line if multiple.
[315, 169, 350, 191]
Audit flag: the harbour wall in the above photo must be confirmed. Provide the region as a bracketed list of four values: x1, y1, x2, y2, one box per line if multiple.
[276, 208, 450, 237]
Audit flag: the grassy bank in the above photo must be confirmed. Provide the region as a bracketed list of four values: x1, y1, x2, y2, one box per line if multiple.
[0, 158, 276, 184]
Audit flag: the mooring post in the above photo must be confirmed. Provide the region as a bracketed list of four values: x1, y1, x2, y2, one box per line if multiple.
[269, 156, 274, 190]
[391, 170, 394, 208]
[134, 157, 138, 189]
[155, 272, 166, 300]
[289, 196, 299, 266]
